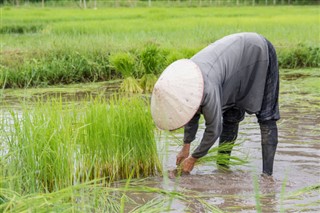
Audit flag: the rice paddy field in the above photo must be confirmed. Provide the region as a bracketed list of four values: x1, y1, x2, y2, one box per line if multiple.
[1, 6, 319, 88]
[1, 4, 320, 213]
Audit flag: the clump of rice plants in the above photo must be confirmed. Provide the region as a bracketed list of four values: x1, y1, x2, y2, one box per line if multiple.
[197, 141, 248, 169]
[0, 177, 121, 213]
[1, 96, 162, 194]
[78, 97, 162, 181]
[171, 141, 248, 176]
[139, 43, 165, 92]
[139, 74, 158, 93]
[0, 24, 43, 34]
[278, 44, 320, 68]
[2, 99, 77, 193]
[0, 49, 112, 88]
[109, 52, 142, 93]
[167, 137, 248, 178]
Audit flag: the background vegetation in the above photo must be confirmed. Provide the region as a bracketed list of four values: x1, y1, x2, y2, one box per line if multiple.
[1, 0, 319, 7]
[1, 6, 319, 89]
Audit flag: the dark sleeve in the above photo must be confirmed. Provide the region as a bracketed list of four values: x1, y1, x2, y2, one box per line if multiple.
[183, 112, 201, 144]
[191, 88, 223, 158]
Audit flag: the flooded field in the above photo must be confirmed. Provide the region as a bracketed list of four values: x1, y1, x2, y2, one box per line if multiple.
[1, 70, 319, 212]
[153, 100, 320, 212]
[147, 71, 320, 212]
[114, 72, 319, 212]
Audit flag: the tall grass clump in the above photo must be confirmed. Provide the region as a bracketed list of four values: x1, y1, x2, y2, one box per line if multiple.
[139, 43, 166, 92]
[109, 52, 142, 93]
[78, 97, 162, 181]
[278, 44, 320, 68]
[0, 49, 112, 88]
[1, 96, 162, 194]
[0, 24, 43, 34]
[3, 99, 77, 193]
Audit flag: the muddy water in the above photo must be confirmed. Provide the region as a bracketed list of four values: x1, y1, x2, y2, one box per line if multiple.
[1, 80, 319, 212]
[138, 97, 320, 212]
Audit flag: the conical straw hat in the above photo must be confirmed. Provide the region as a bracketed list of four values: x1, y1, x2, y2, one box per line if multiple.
[151, 59, 204, 130]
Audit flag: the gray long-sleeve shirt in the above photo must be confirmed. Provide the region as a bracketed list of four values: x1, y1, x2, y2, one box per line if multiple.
[184, 32, 269, 158]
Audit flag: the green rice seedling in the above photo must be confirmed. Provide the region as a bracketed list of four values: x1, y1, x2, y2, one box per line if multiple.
[169, 141, 248, 177]
[78, 97, 162, 181]
[1, 175, 225, 213]
[253, 174, 262, 213]
[109, 52, 142, 93]
[0, 177, 122, 213]
[286, 184, 320, 199]
[164, 49, 185, 66]
[196, 141, 249, 169]
[0, 24, 43, 34]
[2, 96, 162, 194]
[129, 196, 172, 213]
[140, 43, 164, 75]
[279, 175, 288, 213]
[283, 184, 320, 211]
[278, 44, 320, 68]
[120, 77, 143, 93]
[140, 74, 158, 93]
[3, 99, 79, 193]
[139, 43, 165, 92]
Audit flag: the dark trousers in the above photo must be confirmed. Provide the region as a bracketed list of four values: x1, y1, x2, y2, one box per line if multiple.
[218, 39, 280, 175]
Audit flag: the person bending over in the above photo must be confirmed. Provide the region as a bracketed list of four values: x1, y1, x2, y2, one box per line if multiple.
[151, 32, 280, 176]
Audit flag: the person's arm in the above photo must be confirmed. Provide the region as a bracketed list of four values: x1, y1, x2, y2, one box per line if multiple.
[192, 90, 222, 159]
[184, 113, 201, 144]
[181, 87, 222, 173]
[176, 113, 201, 165]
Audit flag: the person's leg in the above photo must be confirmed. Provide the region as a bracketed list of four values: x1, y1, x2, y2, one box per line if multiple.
[217, 107, 245, 168]
[256, 38, 280, 176]
[259, 120, 278, 176]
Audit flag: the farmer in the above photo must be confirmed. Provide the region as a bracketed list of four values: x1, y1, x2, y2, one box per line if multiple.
[151, 32, 280, 176]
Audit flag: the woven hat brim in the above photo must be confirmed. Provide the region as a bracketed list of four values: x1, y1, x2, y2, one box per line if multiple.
[151, 59, 204, 130]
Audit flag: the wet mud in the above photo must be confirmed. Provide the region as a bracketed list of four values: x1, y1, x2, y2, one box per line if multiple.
[142, 96, 320, 212]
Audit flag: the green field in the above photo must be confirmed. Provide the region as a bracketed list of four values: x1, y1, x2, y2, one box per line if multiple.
[1, 6, 319, 88]
[1, 5, 320, 212]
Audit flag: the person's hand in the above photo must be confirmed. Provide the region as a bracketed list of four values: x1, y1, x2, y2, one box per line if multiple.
[176, 144, 190, 165]
[180, 156, 197, 173]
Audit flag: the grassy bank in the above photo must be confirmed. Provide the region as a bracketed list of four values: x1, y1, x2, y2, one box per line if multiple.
[1, 6, 319, 88]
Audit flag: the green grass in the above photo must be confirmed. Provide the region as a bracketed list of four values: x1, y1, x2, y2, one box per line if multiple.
[1, 96, 162, 194]
[280, 68, 320, 104]
[197, 140, 249, 168]
[1, 7, 319, 48]
[0, 175, 227, 212]
[0, 178, 122, 212]
[1, 6, 319, 88]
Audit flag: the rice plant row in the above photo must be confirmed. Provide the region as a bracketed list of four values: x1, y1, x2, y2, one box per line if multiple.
[1, 96, 162, 194]
[1, 6, 319, 89]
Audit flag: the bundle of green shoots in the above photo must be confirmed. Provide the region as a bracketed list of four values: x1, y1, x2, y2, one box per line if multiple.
[1, 96, 162, 194]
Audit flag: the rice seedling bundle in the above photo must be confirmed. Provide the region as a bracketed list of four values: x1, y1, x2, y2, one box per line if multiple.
[79, 97, 162, 181]
[109, 52, 143, 93]
[139, 43, 166, 92]
[1, 97, 162, 194]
